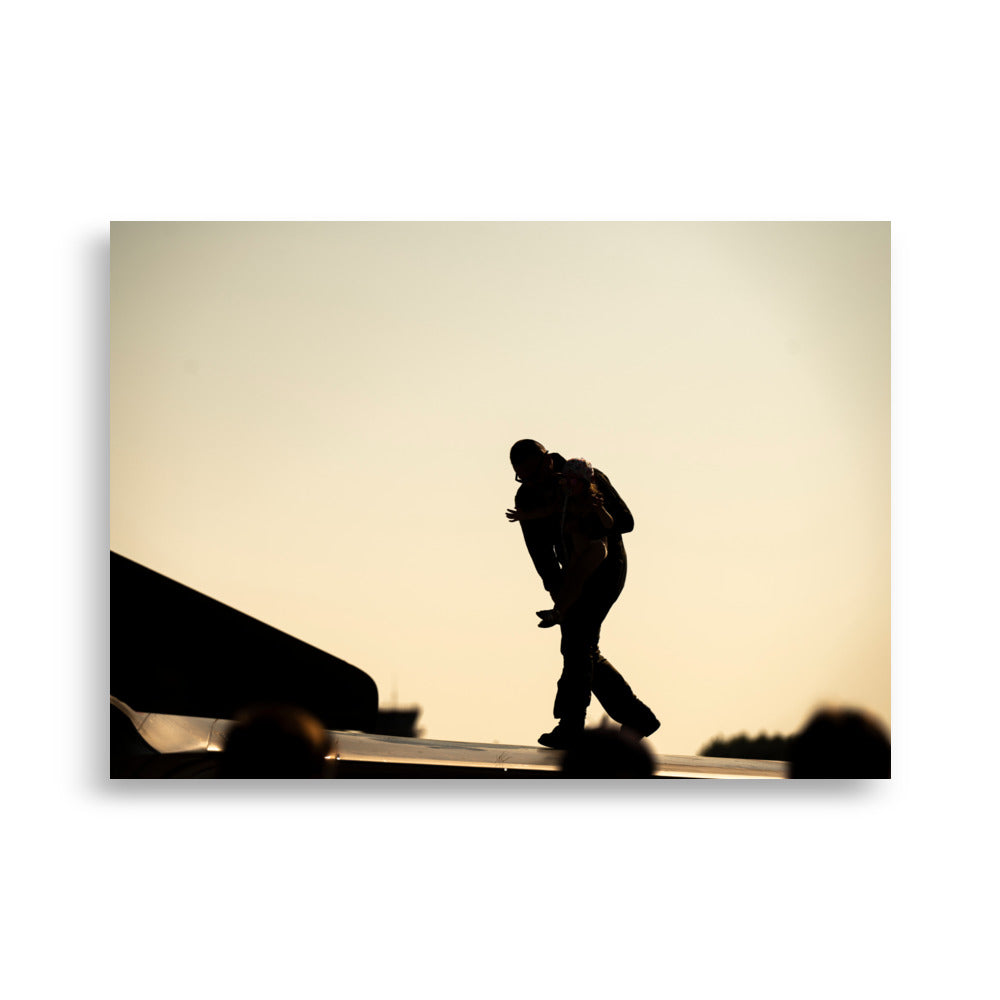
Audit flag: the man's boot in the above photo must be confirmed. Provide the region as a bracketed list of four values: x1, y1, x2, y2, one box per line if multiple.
[538, 720, 584, 749]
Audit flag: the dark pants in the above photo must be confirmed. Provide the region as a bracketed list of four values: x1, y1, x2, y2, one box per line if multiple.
[552, 557, 659, 733]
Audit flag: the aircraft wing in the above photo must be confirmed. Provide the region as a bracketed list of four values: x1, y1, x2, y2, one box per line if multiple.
[112, 696, 786, 778]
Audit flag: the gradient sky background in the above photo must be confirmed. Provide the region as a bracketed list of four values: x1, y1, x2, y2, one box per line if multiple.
[111, 221, 889, 753]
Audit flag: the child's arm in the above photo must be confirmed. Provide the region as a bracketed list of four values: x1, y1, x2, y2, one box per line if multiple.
[577, 487, 615, 532]
[593, 470, 634, 534]
[591, 492, 615, 532]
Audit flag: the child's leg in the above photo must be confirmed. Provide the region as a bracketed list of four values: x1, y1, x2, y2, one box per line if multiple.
[553, 539, 608, 616]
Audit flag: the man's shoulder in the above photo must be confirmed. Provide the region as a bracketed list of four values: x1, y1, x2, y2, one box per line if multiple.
[515, 481, 552, 507]
[514, 482, 536, 506]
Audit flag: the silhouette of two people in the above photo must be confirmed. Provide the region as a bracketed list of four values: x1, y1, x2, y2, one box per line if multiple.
[507, 439, 660, 749]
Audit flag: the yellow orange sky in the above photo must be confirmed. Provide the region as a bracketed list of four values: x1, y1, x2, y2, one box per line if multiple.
[111, 221, 889, 752]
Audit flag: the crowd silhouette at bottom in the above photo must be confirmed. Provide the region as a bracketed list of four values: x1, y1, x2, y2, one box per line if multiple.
[212, 702, 890, 779]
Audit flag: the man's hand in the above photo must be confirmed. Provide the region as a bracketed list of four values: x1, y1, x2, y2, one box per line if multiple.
[505, 508, 524, 522]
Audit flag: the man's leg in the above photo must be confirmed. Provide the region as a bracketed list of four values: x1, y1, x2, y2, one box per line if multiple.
[576, 560, 659, 738]
[537, 612, 597, 748]
[553, 619, 598, 725]
[538, 558, 660, 748]
[591, 653, 660, 737]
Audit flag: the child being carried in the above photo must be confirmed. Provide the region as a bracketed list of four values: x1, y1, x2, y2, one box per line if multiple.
[507, 458, 614, 628]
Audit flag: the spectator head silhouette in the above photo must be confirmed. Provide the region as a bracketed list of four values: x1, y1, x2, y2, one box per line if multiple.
[560, 725, 655, 778]
[219, 703, 334, 778]
[789, 707, 890, 778]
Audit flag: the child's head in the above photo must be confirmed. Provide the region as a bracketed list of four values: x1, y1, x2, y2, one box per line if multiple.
[562, 458, 594, 483]
[561, 458, 595, 496]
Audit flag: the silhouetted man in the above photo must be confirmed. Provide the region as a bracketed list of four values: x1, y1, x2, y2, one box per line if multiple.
[507, 439, 660, 749]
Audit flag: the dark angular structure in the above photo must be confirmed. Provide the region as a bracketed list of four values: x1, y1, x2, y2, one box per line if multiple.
[111, 552, 379, 732]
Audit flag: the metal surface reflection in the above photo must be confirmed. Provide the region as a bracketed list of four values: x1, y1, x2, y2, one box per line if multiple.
[111, 696, 786, 778]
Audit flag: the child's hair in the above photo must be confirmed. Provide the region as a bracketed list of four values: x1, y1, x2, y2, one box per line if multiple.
[562, 457, 594, 483]
[562, 458, 602, 506]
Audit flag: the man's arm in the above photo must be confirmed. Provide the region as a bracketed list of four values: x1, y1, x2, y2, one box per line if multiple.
[513, 483, 563, 593]
[520, 517, 563, 594]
